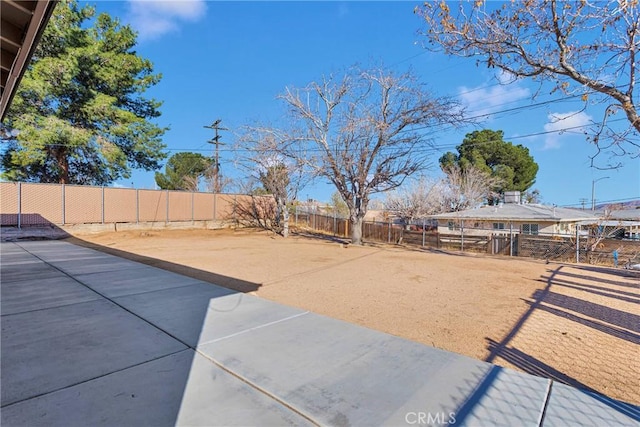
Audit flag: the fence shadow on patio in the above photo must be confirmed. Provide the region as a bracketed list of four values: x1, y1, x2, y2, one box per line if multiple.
[66, 236, 261, 293]
[485, 265, 640, 413]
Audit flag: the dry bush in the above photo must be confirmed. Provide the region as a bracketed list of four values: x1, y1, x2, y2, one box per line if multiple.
[233, 195, 277, 230]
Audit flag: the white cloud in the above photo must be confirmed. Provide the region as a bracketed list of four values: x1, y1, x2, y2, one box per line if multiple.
[458, 71, 531, 121]
[542, 111, 593, 149]
[111, 182, 131, 188]
[126, 0, 206, 41]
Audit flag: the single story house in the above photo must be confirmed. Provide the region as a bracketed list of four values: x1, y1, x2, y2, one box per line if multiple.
[430, 192, 601, 237]
[577, 208, 640, 240]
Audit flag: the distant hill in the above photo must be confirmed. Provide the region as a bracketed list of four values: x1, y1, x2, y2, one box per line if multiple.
[596, 200, 640, 210]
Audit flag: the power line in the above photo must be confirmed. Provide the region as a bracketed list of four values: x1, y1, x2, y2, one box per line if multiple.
[561, 196, 640, 208]
[4, 85, 633, 163]
[158, 116, 628, 157]
[17, 113, 628, 158]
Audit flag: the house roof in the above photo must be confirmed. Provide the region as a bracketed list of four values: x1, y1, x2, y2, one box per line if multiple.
[608, 209, 640, 221]
[576, 220, 640, 228]
[430, 203, 601, 222]
[575, 209, 640, 227]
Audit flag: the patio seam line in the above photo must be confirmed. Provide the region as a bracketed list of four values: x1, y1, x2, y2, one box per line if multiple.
[0, 348, 190, 409]
[0, 273, 69, 283]
[15, 242, 212, 347]
[0, 297, 103, 317]
[0, 259, 46, 263]
[52, 263, 152, 275]
[85, 280, 208, 300]
[196, 311, 310, 346]
[195, 349, 322, 427]
[73, 268, 204, 279]
[12, 242, 323, 426]
[537, 379, 553, 426]
[54, 262, 153, 273]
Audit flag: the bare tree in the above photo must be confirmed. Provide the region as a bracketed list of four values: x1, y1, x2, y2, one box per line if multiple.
[441, 165, 503, 212]
[415, 0, 639, 166]
[523, 189, 542, 204]
[240, 195, 276, 230]
[203, 168, 233, 193]
[384, 177, 444, 228]
[579, 208, 630, 265]
[236, 131, 309, 238]
[253, 66, 466, 245]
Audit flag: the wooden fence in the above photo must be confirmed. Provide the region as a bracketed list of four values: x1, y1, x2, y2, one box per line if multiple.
[294, 211, 640, 267]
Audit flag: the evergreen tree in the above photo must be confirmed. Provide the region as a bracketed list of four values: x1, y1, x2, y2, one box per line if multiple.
[439, 130, 538, 204]
[1, 0, 167, 185]
[155, 152, 213, 191]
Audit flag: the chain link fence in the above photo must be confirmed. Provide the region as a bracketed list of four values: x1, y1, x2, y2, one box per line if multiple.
[293, 209, 640, 268]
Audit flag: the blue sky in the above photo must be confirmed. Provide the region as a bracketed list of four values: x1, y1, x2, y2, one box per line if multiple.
[92, 1, 638, 208]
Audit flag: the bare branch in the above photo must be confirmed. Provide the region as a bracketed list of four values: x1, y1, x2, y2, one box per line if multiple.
[442, 164, 504, 211]
[416, 0, 640, 163]
[384, 176, 447, 227]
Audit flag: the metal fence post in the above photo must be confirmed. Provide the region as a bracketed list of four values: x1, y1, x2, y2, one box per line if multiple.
[191, 191, 195, 224]
[461, 220, 464, 252]
[422, 218, 426, 247]
[575, 226, 580, 264]
[61, 184, 66, 225]
[136, 189, 139, 224]
[213, 193, 217, 222]
[295, 205, 298, 226]
[388, 220, 391, 243]
[17, 182, 21, 229]
[166, 190, 169, 223]
[509, 222, 513, 256]
[101, 186, 105, 224]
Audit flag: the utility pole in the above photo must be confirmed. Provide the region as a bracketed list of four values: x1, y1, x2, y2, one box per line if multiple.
[591, 176, 610, 211]
[578, 198, 588, 210]
[204, 119, 228, 193]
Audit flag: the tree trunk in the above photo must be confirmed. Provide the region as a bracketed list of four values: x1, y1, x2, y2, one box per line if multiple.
[274, 197, 283, 231]
[348, 194, 367, 245]
[275, 196, 291, 238]
[54, 147, 69, 184]
[351, 216, 364, 245]
[282, 205, 290, 238]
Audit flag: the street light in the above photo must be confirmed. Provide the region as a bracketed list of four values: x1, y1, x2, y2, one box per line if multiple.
[591, 176, 610, 210]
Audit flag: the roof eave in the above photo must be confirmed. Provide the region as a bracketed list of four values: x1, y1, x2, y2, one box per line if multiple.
[1, 1, 58, 121]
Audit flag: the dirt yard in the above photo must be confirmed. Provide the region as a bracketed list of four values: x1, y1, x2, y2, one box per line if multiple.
[68, 228, 640, 405]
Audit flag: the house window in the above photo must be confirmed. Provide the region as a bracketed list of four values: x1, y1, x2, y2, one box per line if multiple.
[448, 221, 456, 231]
[522, 223, 539, 235]
[493, 222, 505, 230]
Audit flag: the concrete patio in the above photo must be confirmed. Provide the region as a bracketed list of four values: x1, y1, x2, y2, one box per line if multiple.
[1, 240, 638, 426]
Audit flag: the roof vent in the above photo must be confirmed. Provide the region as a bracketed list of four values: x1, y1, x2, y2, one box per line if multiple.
[504, 191, 521, 204]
